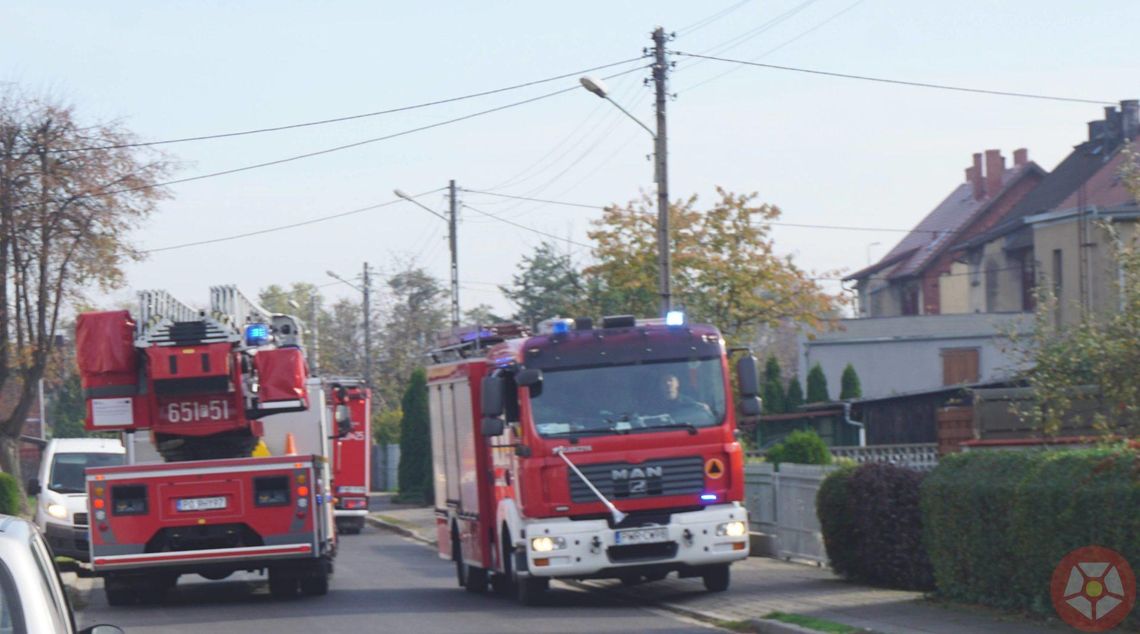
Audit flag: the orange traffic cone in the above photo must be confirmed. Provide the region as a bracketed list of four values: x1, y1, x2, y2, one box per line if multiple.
[284, 432, 297, 456]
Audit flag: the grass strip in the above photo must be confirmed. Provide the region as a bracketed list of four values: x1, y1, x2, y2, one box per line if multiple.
[764, 611, 864, 633]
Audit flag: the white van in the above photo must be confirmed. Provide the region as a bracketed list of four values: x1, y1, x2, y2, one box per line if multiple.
[27, 438, 125, 561]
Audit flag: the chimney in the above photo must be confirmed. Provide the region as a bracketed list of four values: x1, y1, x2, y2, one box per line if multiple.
[1104, 106, 1120, 140]
[1013, 148, 1028, 167]
[971, 152, 984, 199]
[984, 149, 1005, 198]
[1089, 120, 1107, 141]
[1121, 99, 1139, 140]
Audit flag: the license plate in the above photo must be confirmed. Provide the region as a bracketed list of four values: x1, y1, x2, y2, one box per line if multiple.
[176, 496, 227, 512]
[614, 526, 668, 545]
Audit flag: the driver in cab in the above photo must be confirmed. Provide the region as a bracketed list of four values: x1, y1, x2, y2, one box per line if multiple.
[655, 373, 714, 424]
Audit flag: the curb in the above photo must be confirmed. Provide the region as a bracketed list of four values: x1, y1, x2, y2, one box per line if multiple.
[365, 515, 437, 547]
[750, 618, 838, 634]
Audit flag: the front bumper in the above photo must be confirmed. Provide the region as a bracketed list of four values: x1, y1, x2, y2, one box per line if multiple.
[44, 522, 90, 562]
[521, 503, 749, 579]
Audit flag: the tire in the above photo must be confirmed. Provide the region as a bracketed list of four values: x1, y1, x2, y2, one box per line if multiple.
[464, 565, 488, 594]
[702, 564, 730, 592]
[268, 567, 299, 599]
[515, 575, 549, 606]
[300, 561, 330, 597]
[492, 531, 513, 596]
[104, 578, 134, 606]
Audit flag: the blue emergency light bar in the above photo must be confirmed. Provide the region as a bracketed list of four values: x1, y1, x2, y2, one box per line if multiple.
[244, 323, 271, 347]
[665, 310, 686, 327]
[700, 493, 718, 502]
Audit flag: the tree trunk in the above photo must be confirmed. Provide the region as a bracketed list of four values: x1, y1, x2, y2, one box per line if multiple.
[0, 435, 23, 491]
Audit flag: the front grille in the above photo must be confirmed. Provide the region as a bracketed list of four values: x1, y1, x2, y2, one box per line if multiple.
[73, 513, 88, 526]
[607, 542, 678, 562]
[569, 456, 703, 503]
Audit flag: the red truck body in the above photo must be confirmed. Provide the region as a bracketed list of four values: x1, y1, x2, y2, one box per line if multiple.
[429, 317, 755, 603]
[328, 380, 371, 534]
[75, 287, 339, 605]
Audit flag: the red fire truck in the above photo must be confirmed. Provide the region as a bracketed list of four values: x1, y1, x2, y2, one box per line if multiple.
[326, 379, 371, 535]
[76, 286, 342, 605]
[428, 314, 761, 604]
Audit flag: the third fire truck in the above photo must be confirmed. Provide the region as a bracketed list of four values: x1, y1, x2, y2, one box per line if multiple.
[428, 314, 761, 604]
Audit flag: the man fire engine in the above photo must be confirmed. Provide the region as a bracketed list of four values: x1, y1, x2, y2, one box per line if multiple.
[76, 286, 340, 605]
[428, 313, 760, 604]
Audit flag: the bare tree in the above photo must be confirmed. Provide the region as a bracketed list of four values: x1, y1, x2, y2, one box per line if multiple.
[0, 89, 172, 479]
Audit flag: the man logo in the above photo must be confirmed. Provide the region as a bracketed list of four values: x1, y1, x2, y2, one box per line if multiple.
[612, 466, 662, 498]
[1050, 545, 1135, 632]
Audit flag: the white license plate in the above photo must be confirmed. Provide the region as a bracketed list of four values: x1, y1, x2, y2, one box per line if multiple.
[614, 526, 669, 545]
[176, 496, 227, 512]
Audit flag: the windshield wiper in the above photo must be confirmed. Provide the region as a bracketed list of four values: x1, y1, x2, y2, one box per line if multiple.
[635, 421, 699, 435]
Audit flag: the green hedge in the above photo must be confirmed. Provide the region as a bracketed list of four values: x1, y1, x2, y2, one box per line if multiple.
[817, 463, 933, 590]
[767, 429, 832, 466]
[921, 448, 1140, 616]
[0, 473, 23, 516]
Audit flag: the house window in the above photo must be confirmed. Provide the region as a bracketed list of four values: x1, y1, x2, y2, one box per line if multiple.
[1020, 252, 1036, 311]
[984, 259, 999, 312]
[941, 348, 980, 385]
[901, 283, 920, 316]
[1052, 248, 1063, 323]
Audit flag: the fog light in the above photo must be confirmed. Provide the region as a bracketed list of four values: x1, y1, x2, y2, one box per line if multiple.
[46, 503, 67, 520]
[716, 521, 746, 537]
[531, 536, 566, 552]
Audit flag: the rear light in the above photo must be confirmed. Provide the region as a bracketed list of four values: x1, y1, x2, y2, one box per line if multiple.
[296, 485, 309, 497]
[341, 498, 367, 510]
[92, 499, 105, 510]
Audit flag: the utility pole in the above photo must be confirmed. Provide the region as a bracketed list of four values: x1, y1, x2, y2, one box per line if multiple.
[448, 179, 460, 328]
[652, 26, 671, 315]
[362, 262, 373, 389]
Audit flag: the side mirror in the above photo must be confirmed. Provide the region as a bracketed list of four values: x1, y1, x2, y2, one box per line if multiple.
[25, 478, 40, 496]
[738, 396, 762, 418]
[736, 354, 760, 398]
[480, 375, 503, 418]
[516, 368, 542, 398]
[481, 417, 505, 437]
[334, 404, 352, 437]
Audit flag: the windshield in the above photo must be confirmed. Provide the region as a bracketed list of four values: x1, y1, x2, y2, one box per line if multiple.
[49, 452, 124, 494]
[530, 358, 727, 438]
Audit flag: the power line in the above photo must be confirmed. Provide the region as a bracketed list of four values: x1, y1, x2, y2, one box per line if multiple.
[143, 188, 445, 254]
[25, 65, 650, 209]
[677, 0, 756, 36]
[681, 0, 868, 92]
[461, 189, 986, 237]
[685, 0, 821, 68]
[671, 52, 1116, 106]
[53, 57, 648, 154]
[462, 203, 592, 249]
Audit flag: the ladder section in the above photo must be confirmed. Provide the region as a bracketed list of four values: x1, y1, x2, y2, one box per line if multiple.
[210, 285, 273, 330]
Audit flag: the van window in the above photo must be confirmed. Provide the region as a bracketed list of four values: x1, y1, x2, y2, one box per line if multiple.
[0, 558, 25, 634]
[49, 453, 124, 494]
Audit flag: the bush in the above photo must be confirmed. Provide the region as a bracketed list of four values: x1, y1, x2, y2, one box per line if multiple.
[767, 429, 831, 466]
[785, 377, 804, 411]
[921, 448, 1140, 618]
[806, 363, 829, 403]
[817, 463, 934, 590]
[0, 474, 23, 516]
[840, 363, 862, 400]
[397, 369, 432, 504]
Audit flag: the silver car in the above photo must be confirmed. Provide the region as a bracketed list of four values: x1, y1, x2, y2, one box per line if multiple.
[0, 515, 120, 634]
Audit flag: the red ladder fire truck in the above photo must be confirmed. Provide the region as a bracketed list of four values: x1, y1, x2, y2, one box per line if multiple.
[428, 314, 761, 604]
[76, 286, 341, 605]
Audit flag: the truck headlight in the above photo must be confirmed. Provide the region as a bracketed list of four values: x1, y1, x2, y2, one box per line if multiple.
[46, 503, 68, 520]
[530, 536, 566, 552]
[716, 521, 746, 537]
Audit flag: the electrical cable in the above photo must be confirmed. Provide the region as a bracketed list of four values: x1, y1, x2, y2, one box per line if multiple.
[680, 0, 868, 92]
[672, 52, 1116, 105]
[143, 187, 444, 254]
[462, 203, 592, 249]
[52, 57, 648, 154]
[677, 0, 756, 36]
[683, 0, 821, 70]
[24, 65, 650, 210]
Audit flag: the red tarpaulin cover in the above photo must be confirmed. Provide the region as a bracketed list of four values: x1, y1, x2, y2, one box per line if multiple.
[76, 311, 137, 377]
[255, 348, 308, 403]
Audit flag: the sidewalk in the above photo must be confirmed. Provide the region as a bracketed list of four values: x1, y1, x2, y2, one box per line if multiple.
[367, 498, 1075, 634]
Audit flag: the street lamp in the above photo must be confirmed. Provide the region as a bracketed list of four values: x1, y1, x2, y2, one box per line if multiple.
[395, 185, 460, 328]
[582, 61, 671, 315]
[327, 266, 372, 389]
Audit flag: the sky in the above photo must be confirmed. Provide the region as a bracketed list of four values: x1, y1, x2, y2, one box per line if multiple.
[2, 1, 1138, 320]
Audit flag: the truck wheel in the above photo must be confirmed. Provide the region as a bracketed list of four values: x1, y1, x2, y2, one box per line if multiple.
[702, 564, 730, 592]
[268, 567, 299, 599]
[464, 565, 487, 594]
[492, 531, 513, 595]
[515, 575, 548, 606]
[300, 561, 330, 597]
[104, 577, 135, 606]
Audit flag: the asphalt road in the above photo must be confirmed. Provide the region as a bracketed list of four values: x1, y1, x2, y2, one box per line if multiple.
[76, 525, 714, 634]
